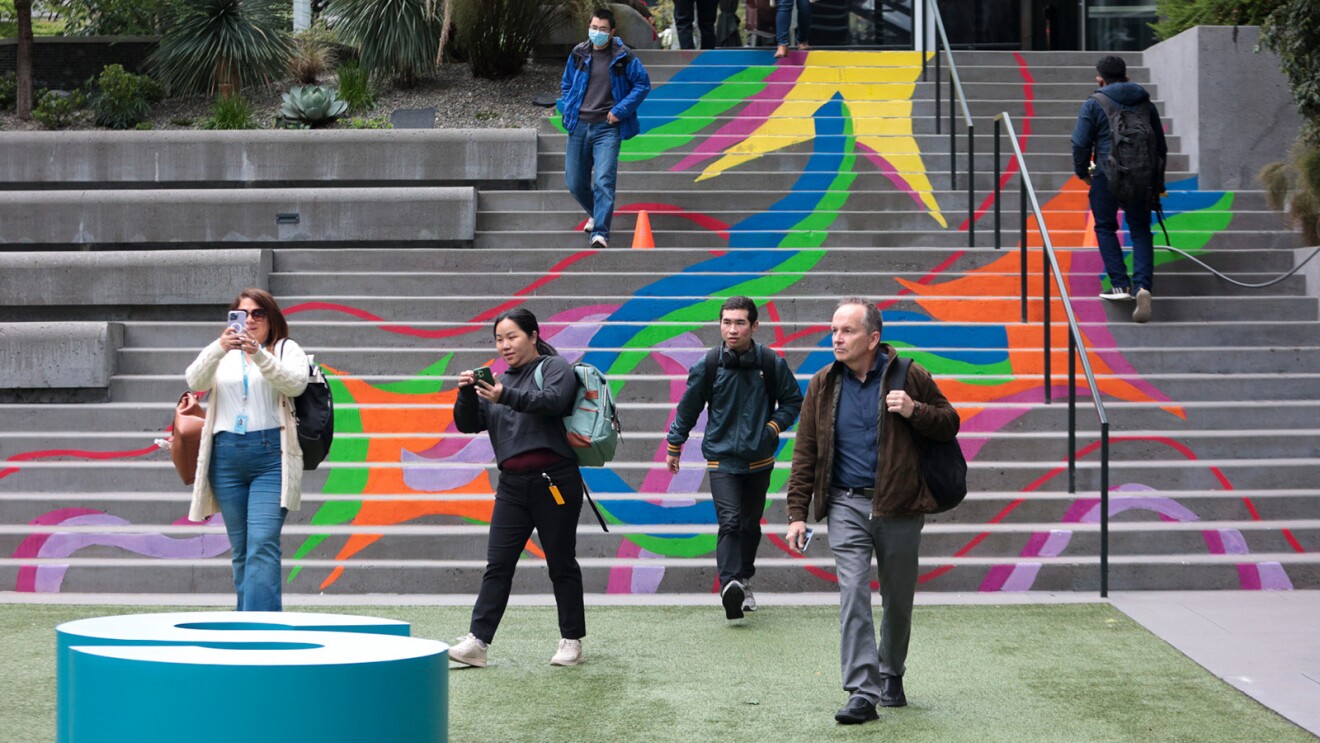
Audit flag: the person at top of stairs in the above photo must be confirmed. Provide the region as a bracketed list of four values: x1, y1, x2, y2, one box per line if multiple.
[558, 7, 652, 250]
[1071, 54, 1168, 324]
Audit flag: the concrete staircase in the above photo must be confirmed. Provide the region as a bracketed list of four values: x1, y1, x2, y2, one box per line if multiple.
[2, 48, 1317, 598]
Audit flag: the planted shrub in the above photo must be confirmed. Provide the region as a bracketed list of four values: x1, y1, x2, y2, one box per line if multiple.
[279, 84, 348, 127]
[290, 21, 338, 84]
[0, 72, 16, 111]
[335, 61, 374, 113]
[150, 0, 294, 95]
[450, 0, 587, 80]
[1261, 139, 1320, 246]
[89, 64, 165, 130]
[203, 93, 255, 129]
[328, 0, 441, 89]
[33, 90, 86, 130]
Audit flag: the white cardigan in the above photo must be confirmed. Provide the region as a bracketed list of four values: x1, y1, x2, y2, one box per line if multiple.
[185, 338, 310, 522]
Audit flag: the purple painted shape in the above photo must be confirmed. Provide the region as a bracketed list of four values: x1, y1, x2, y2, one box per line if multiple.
[1257, 563, 1295, 590]
[1203, 529, 1226, 554]
[607, 539, 643, 593]
[671, 65, 806, 172]
[998, 563, 1042, 592]
[1237, 564, 1263, 590]
[1218, 529, 1250, 555]
[32, 513, 230, 593]
[979, 564, 1016, 591]
[631, 547, 667, 593]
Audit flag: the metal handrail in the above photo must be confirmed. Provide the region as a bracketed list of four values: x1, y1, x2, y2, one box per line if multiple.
[992, 112, 1113, 598]
[918, 0, 975, 247]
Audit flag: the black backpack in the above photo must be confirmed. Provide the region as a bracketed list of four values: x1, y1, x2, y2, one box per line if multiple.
[280, 340, 334, 470]
[1092, 92, 1162, 207]
[886, 358, 967, 513]
[703, 344, 778, 419]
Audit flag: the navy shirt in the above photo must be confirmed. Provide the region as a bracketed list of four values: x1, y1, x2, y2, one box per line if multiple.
[832, 351, 888, 489]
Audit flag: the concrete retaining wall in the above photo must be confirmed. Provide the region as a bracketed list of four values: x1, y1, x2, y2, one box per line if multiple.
[0, 187, 475, 246]
[0, 322, 122, 389]
[0, 249, 269, 308]
[0, 130, 537, 189]
[1145, 26, 1303, 190]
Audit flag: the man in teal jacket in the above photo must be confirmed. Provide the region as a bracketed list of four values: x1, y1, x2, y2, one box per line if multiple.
[558, 7, 651, 249]
[667, 296, 803, 620]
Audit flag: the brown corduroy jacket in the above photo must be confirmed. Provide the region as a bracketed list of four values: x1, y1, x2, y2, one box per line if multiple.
[785, 344, 960, 522]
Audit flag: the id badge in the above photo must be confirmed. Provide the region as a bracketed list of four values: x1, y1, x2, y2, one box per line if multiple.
[233, 412, 249, 435]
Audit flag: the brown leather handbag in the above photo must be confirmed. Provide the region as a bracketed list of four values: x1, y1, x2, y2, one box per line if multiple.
[171, 392, 206, 486]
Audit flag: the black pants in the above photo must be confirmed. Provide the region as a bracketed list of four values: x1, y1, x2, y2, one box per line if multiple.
[675, 0, 718, 49]
[469, 459, 585, 643]
[709, 469, 772, 587]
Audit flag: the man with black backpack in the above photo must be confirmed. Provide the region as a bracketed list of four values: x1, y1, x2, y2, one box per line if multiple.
[666, 296, 802, 621]
[1071, 55, 1168, 324]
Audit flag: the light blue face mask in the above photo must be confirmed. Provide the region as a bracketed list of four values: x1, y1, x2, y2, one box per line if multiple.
[589, 29, 610, 48]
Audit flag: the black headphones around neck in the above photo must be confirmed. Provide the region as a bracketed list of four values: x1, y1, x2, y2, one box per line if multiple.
[720, 344, 760, 369]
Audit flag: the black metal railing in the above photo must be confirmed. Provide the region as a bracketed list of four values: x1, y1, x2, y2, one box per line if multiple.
[991, 112, 1113, 598]
[918, 0, 975, 248]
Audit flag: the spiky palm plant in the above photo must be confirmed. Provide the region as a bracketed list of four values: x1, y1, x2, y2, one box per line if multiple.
[438, 0, 589, 80]
[149, 0, 293, 95]
[329, 0, 441, 89]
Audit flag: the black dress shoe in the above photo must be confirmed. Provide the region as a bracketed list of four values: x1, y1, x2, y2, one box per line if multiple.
[834, 695, 879, 724]
[880, 676, 907, 707]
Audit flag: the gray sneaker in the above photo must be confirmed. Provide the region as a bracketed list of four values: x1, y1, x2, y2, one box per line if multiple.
[742, 581, 757, 612]
[1132, 288, 1152, 323]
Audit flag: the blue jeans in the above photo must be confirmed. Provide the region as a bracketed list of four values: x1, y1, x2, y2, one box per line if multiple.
[210, 428, 287, 611]
[1090, 171, 1154, 292]
[776, 0, 812, 46]
[565, 121, 622, 242]
[709, 469, 772, 587]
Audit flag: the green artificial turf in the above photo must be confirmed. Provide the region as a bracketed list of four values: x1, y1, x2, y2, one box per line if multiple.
[0, 603, 1310, 743]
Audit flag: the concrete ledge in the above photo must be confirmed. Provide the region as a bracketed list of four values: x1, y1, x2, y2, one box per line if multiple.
[0, 322, 121, 390]
[0, 187, 475, 246]
[0, 129, 536, 188]
[0, 249, 269, 307]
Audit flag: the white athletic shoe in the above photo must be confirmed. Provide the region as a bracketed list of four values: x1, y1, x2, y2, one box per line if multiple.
[550, 638, 583, 666]
[1132, 288, 1153, 323]
[583, 217, 595, 234]
[449, 633, 488, 668]
[1099, 287, 1133, 301]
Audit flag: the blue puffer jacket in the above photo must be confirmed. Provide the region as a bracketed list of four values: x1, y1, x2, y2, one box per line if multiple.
[558, 37, 651, 140]
[1071, 81, 1168, 181]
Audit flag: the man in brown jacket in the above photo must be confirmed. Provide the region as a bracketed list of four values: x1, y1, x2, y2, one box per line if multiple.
[785, 297, 960, 725]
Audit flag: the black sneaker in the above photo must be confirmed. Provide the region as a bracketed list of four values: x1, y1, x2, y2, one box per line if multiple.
[721, 580, 745, 620]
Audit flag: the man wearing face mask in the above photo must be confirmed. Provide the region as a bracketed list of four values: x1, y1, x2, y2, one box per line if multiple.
[559, 7, 652, 249]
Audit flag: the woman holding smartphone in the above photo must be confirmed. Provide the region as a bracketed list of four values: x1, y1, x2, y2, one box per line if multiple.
[449, 308, 587, 667]
[185, 288, 308, 611]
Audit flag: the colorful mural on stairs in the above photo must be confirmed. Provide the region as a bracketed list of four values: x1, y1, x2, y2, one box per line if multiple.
[6, 50, 1302, 594]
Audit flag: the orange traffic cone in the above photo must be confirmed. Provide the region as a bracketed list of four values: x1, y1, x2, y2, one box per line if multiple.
[631, 210, 655, 249]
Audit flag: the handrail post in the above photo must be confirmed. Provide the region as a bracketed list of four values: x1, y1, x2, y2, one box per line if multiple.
[949, 71, 955, 190]
[967, 123, 975, 248]
[1043, 237, 1052, 405]
[994, 118, 1001, 251]
[1100, 422, 1110, 598]
[935, 46, 942, 134]
[1068, 329, 1077, 494]
[920, 0, 928, 81]
[1019, 177, 1027, 323]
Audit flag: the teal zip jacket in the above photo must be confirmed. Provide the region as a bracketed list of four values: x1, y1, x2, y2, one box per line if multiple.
[666, 342, 803, 473]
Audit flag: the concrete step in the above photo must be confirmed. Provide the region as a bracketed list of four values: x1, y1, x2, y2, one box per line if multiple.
[555, 115, 1174, 138]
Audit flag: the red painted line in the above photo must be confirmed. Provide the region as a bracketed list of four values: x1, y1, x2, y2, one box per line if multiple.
[578, 202, 733, 241]
[0, 444, 160, 481]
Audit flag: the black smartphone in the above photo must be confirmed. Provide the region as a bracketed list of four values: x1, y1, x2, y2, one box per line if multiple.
[472, 367, 495, 387]
[226, 310, 247, 335]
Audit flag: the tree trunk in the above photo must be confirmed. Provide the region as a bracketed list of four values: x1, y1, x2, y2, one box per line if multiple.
[15, 0, 34, 120]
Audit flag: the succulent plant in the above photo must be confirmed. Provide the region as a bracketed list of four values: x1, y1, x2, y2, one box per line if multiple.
[279, 85, 348, 126]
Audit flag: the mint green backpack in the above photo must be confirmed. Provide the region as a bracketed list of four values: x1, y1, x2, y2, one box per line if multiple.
[535, 360, 621, 467]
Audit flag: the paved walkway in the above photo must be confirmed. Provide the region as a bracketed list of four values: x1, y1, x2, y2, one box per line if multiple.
[6, 589, 1317, 736]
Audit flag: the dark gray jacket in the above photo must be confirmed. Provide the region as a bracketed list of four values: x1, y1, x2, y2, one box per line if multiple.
[454, 354, 576, 466]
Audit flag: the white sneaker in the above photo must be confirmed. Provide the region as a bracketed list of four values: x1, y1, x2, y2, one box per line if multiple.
[590, 234, 608, 249]
[449, 633, 488, 668]
[1099, 287, 1133, 301]
[550, 638, 583, 666]
[742, 581, 757, 612]
[1132, 288, 1153, 323]
[583, 217, 594, 234]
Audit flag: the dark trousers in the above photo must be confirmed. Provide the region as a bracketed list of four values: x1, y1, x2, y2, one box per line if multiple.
[708, 469, 772, 587]
[1090, 170, 1154, 292]
[675, 0, 718, 49]
[470, 459, 585, 643]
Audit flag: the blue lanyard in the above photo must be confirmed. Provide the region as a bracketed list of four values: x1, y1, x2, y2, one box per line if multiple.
[240, 351, 249, 405]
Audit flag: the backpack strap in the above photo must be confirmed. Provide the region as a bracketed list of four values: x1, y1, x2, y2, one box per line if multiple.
[886, 356, 912, 396]
[759, 343, 777, 419]
[703, 347, 721, 401]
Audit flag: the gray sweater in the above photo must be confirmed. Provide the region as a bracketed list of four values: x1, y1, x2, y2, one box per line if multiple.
[454, 354, 576, 466]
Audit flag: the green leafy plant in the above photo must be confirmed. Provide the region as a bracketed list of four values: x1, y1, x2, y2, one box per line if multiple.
[149, 0, 293, 95]
[1260, 0, 1320, 145]
[1260, 139, 1320, 245]
[32, 90, 86, 129]
[328, 0, 441, 89]
[447, 0, 586, 80]
[170, 116, 194, 126]
[135, 121, 153, 129]
[0, 72, 16, 111]
[47, 0, 184, 35]
[1152, 0, 1282, 41]
[279, 84, 348, 127]
[342, 114, 392, 128]
[202, 93, 255, 129]
[335, 61, 374, 113]
[88, 63, 164, 129]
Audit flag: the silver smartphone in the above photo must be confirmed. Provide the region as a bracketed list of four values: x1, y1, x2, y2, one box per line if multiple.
[226, 310, 247, 335]
[800, 527, 815, 552]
